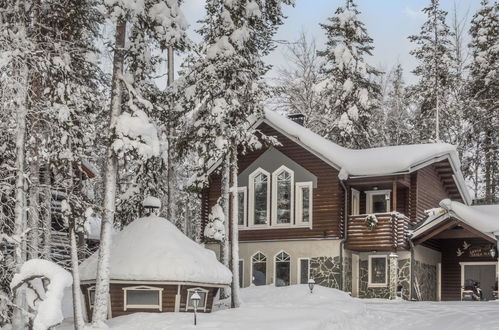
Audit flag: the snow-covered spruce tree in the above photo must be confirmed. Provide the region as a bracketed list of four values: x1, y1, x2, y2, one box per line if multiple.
[176, 0, 292, 307]
[317, 0, 383, 149]
[464, 0, 499, 202]
[92, 1, 188, 325]
[408, 0, 456, 143]
[272, 33, 327, 134]
[383, 64, 413, 146]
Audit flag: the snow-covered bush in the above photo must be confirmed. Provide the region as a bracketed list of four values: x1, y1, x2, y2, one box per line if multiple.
[204, 203, 226, 241]
[10, 259, 72, 330]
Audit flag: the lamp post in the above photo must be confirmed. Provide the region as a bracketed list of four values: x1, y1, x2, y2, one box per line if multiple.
[308, 278, 315, 294]
[191, 291, 201, 326]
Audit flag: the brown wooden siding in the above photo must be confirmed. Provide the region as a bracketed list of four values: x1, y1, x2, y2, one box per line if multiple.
[81, 283, 220, 321]
[202, 123, 343, 241]
[440, 238, 496, 301]
[345, 213, 410, 251]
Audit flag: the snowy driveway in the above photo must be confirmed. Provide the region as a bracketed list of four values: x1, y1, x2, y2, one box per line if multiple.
[59, 285, 499, 330]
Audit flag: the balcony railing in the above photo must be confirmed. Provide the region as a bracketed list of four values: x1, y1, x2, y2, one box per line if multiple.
[345, 212, 410, 251]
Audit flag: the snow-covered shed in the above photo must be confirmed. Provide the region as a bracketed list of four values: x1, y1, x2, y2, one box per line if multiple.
[79, 216, 232, 319]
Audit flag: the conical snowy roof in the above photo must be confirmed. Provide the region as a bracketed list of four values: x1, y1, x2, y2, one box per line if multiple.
[79, 216, 232, 285]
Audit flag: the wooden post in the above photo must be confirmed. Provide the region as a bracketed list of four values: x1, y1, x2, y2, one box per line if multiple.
[392, 181, 397, 212]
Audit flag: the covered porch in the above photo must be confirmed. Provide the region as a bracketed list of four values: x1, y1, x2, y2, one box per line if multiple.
[412, 200, 499, 301]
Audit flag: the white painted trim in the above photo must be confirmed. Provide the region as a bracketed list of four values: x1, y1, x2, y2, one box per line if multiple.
[368, 255, 388, 287]
[251, 251, 267, 286]
[295, 181, 313, 228]
[174, 285, 181, 312]
[80, 280, 230, 288]
[437, 263, 442, 301]
[122, 285, 163, 311]
[87, 286, 95, 309]
[186, 287, 209, 312]
[352, 254, 360, 297]
[237, 187, 248, 228]
[248, 168, 271, 228]
[365, 190, 391, 214]
[297, 257, 310, 285]
[274, 250, 291, 287]
[272, 165, 295, 227]
[351, 189, 360, 216]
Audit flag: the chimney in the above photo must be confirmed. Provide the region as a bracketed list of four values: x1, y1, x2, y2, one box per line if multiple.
[288, 113, 305, 126]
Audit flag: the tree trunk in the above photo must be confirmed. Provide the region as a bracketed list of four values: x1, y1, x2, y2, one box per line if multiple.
[41, 164, 52, 260]
[12, 66, 29, 330]
[70, 227, 85, 330]
[220, 154, 231, 300]
[91, 20, 126, 326]
[230, 146, 241, 308]
[28, 158, 40, 259]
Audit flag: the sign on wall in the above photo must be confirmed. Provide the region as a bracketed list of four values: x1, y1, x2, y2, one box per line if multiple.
[456, 241, 496, 258]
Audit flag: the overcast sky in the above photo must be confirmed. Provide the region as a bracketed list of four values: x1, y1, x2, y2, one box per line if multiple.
[162, 0, 482, 87]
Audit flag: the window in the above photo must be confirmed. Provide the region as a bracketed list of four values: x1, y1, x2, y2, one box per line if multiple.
[87, 286, 95, 309]
[252, 252, 267, 286]
[123, 286, 163, 311]
[368, 256, 387, 287]
[237, 187, 247, 227]
[275, 251, 291, 287]
[272, 166, 294, 225]
[239, 260, 244, 288]
[365, 190, 391, 214]
[186, 288, 209, 311]
[298, 258, 310, 284]
[351, 189, 360, 215]
[296, 182, 312, 226]
[249, 169, 270, 226]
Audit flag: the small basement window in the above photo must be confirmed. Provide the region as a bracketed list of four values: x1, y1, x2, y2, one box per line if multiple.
[186, 288, 209, 312]
[123, 286, 163, 311]
[368, 256, 387, 287]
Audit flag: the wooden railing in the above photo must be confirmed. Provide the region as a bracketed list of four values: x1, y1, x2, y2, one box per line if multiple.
[345, 213, 410, 251]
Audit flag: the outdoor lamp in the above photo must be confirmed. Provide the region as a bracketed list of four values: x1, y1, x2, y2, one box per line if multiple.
[308, 278, 315, 294]
[490, 247, 497, 259]
[191, 291, 201, 326]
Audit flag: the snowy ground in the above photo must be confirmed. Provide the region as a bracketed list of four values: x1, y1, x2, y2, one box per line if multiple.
[58, 285, 499, 330]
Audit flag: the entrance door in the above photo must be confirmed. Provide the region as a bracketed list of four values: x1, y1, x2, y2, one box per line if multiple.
[463, 264, 497, 300]
[352, 254, 359, 297]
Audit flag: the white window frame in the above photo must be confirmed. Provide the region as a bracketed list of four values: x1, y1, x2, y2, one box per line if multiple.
[351, 188, 360, 215]
[87, 286, 95, 309]
[186, 287, 209, 312]
[237, 187, 247, 228]
[297, 258, 311, 284]
[295, 181, 313, 227]
[274, 250, 291, 287]
[123, 285, 163, 311]
[368, 255, 388, 287]
[365, 190, 391, 214]
[251, 251, 267, 286]
[248, 168, 271, 227]
[272, 166, 294, 227]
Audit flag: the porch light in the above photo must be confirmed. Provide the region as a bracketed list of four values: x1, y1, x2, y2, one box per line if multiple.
[490, 247, 496, 259]
[191, 290, 201, 326]
[308, 278, 315, 294]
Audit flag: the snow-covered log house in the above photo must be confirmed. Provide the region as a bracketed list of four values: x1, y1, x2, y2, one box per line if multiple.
[79, 216, 232, 320]
[201, 110, 499, 301]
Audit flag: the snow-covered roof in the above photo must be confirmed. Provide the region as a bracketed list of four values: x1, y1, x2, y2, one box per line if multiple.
[260, 110, 471, 204]
[412, 199, 499, 240]
[79, 216, 232, 285]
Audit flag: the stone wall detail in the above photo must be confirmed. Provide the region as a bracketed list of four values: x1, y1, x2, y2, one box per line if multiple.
[413, 260, 436, 301]
[398, 259, 411, 300]
[359, 260, 390, 299]
[310, 256, 341, 289]
[343, 256, 352, 293]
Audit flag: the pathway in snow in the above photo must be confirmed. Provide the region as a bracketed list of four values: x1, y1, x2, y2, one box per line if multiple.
[58, 285, 499, 330]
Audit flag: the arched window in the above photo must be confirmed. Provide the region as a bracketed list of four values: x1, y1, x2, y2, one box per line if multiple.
[272, 166, 294, 225]
[275, 251, 291, 287]
[251, 252, 267, 286]
[249, 168, 270, 226]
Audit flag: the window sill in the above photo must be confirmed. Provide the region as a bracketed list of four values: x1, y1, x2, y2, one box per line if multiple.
[240, 224, 312, 230]
[125, 305, 162, 310]
[367, 283, 388, 288]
